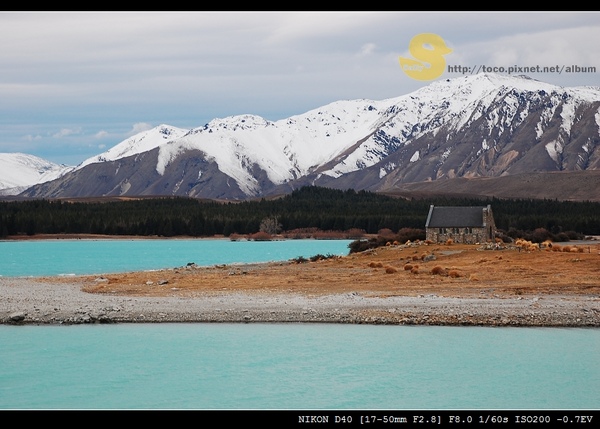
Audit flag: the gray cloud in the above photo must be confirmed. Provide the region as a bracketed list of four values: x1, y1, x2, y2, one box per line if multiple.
[0, 11, 598, 165]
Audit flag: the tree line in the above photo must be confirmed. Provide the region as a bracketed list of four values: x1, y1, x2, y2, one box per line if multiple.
[1, 186, 599, 239]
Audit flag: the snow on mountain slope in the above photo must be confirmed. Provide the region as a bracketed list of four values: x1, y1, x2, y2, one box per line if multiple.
[156, 101, 392, 195]
[318, 73, 600, 181]
[77, 124, 189, 169]
[70, 73, 600, 197]
[17, 73, 600, 200]
[0, 153, 73, 195]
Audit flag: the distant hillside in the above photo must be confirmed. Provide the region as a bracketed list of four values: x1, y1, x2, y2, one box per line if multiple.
[379, 170, 600, 202]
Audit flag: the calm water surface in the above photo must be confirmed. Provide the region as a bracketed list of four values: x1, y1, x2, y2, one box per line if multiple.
[1, 324, 598, 410]
[0, 238, 353, 277]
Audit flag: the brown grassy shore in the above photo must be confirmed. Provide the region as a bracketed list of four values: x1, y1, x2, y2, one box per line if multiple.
[10, 238, 592, 327]
[77, 241, 600, 299]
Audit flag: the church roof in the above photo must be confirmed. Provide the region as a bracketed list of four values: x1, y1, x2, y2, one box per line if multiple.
[425, 205, 490, 228]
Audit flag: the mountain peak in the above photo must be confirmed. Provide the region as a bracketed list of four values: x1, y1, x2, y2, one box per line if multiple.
[77, 124, 189, 169]
[11, 73, 600, 200]
[0, 153, 73, 195]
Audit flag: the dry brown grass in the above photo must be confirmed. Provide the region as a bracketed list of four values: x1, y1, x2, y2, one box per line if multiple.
[55, 241, 600, 300]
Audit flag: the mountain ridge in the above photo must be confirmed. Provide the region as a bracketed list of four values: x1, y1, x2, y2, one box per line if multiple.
[0, 153, 73, 196]
[10, 72, 600, 201]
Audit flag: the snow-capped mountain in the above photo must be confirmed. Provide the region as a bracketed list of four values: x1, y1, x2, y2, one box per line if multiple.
[19, 73, 600, 200]
[0, 153, 73, 196]
[77, 124, 189, 169]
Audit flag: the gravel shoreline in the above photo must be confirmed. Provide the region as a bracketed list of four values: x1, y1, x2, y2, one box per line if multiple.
[2, 277, 599, 327]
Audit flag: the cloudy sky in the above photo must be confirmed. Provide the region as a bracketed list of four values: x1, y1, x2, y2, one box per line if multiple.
[1, 11, 599, 165]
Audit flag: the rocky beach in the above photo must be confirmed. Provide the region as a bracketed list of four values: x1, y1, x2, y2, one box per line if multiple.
[2, 277, 599, 327]
[2, 241, 599, 327]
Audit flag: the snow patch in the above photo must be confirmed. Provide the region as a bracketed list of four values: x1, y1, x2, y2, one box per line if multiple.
[560, 98, 575, 136]
[156, 140, 195, 176]
[545, 140, 563, 163]
[379, 162, 397, 178]
[410, 151, 420, 163]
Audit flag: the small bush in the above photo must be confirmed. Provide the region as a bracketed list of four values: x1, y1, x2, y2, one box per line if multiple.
[384, 266, 397, 274]
[448, 270, 461, 278]
[403, 263, 413, 271]
[378, 228, 395, 238]
[410, 267, 419, 274]
[431, 266, 445, 275]
[249, 231, 272, 241]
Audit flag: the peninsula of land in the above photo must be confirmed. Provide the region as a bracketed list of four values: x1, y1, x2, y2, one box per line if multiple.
[2, 240, 599, 327]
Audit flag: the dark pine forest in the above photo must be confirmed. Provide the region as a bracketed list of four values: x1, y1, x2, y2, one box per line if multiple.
[1, 186, 599, 242]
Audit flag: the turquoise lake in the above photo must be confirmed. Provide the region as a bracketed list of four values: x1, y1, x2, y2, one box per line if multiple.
[0, 238, 353, 277]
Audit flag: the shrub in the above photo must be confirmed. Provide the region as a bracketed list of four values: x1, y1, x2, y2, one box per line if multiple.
[259, 216, 282, 235]
[249, 231, 272, 241]
[410, 267, 419, 274]
[531, 227, 552, 243]
[431, 266, 445, 275]
[448, 270, 461, 278]
[378, 228, 395, 238]
[403, 263, 413, 271]
[396, 228, 426, 244]
[384, 266, 397, 274]
[345, 228, 366, 239]
[310, 253, 336, 262]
